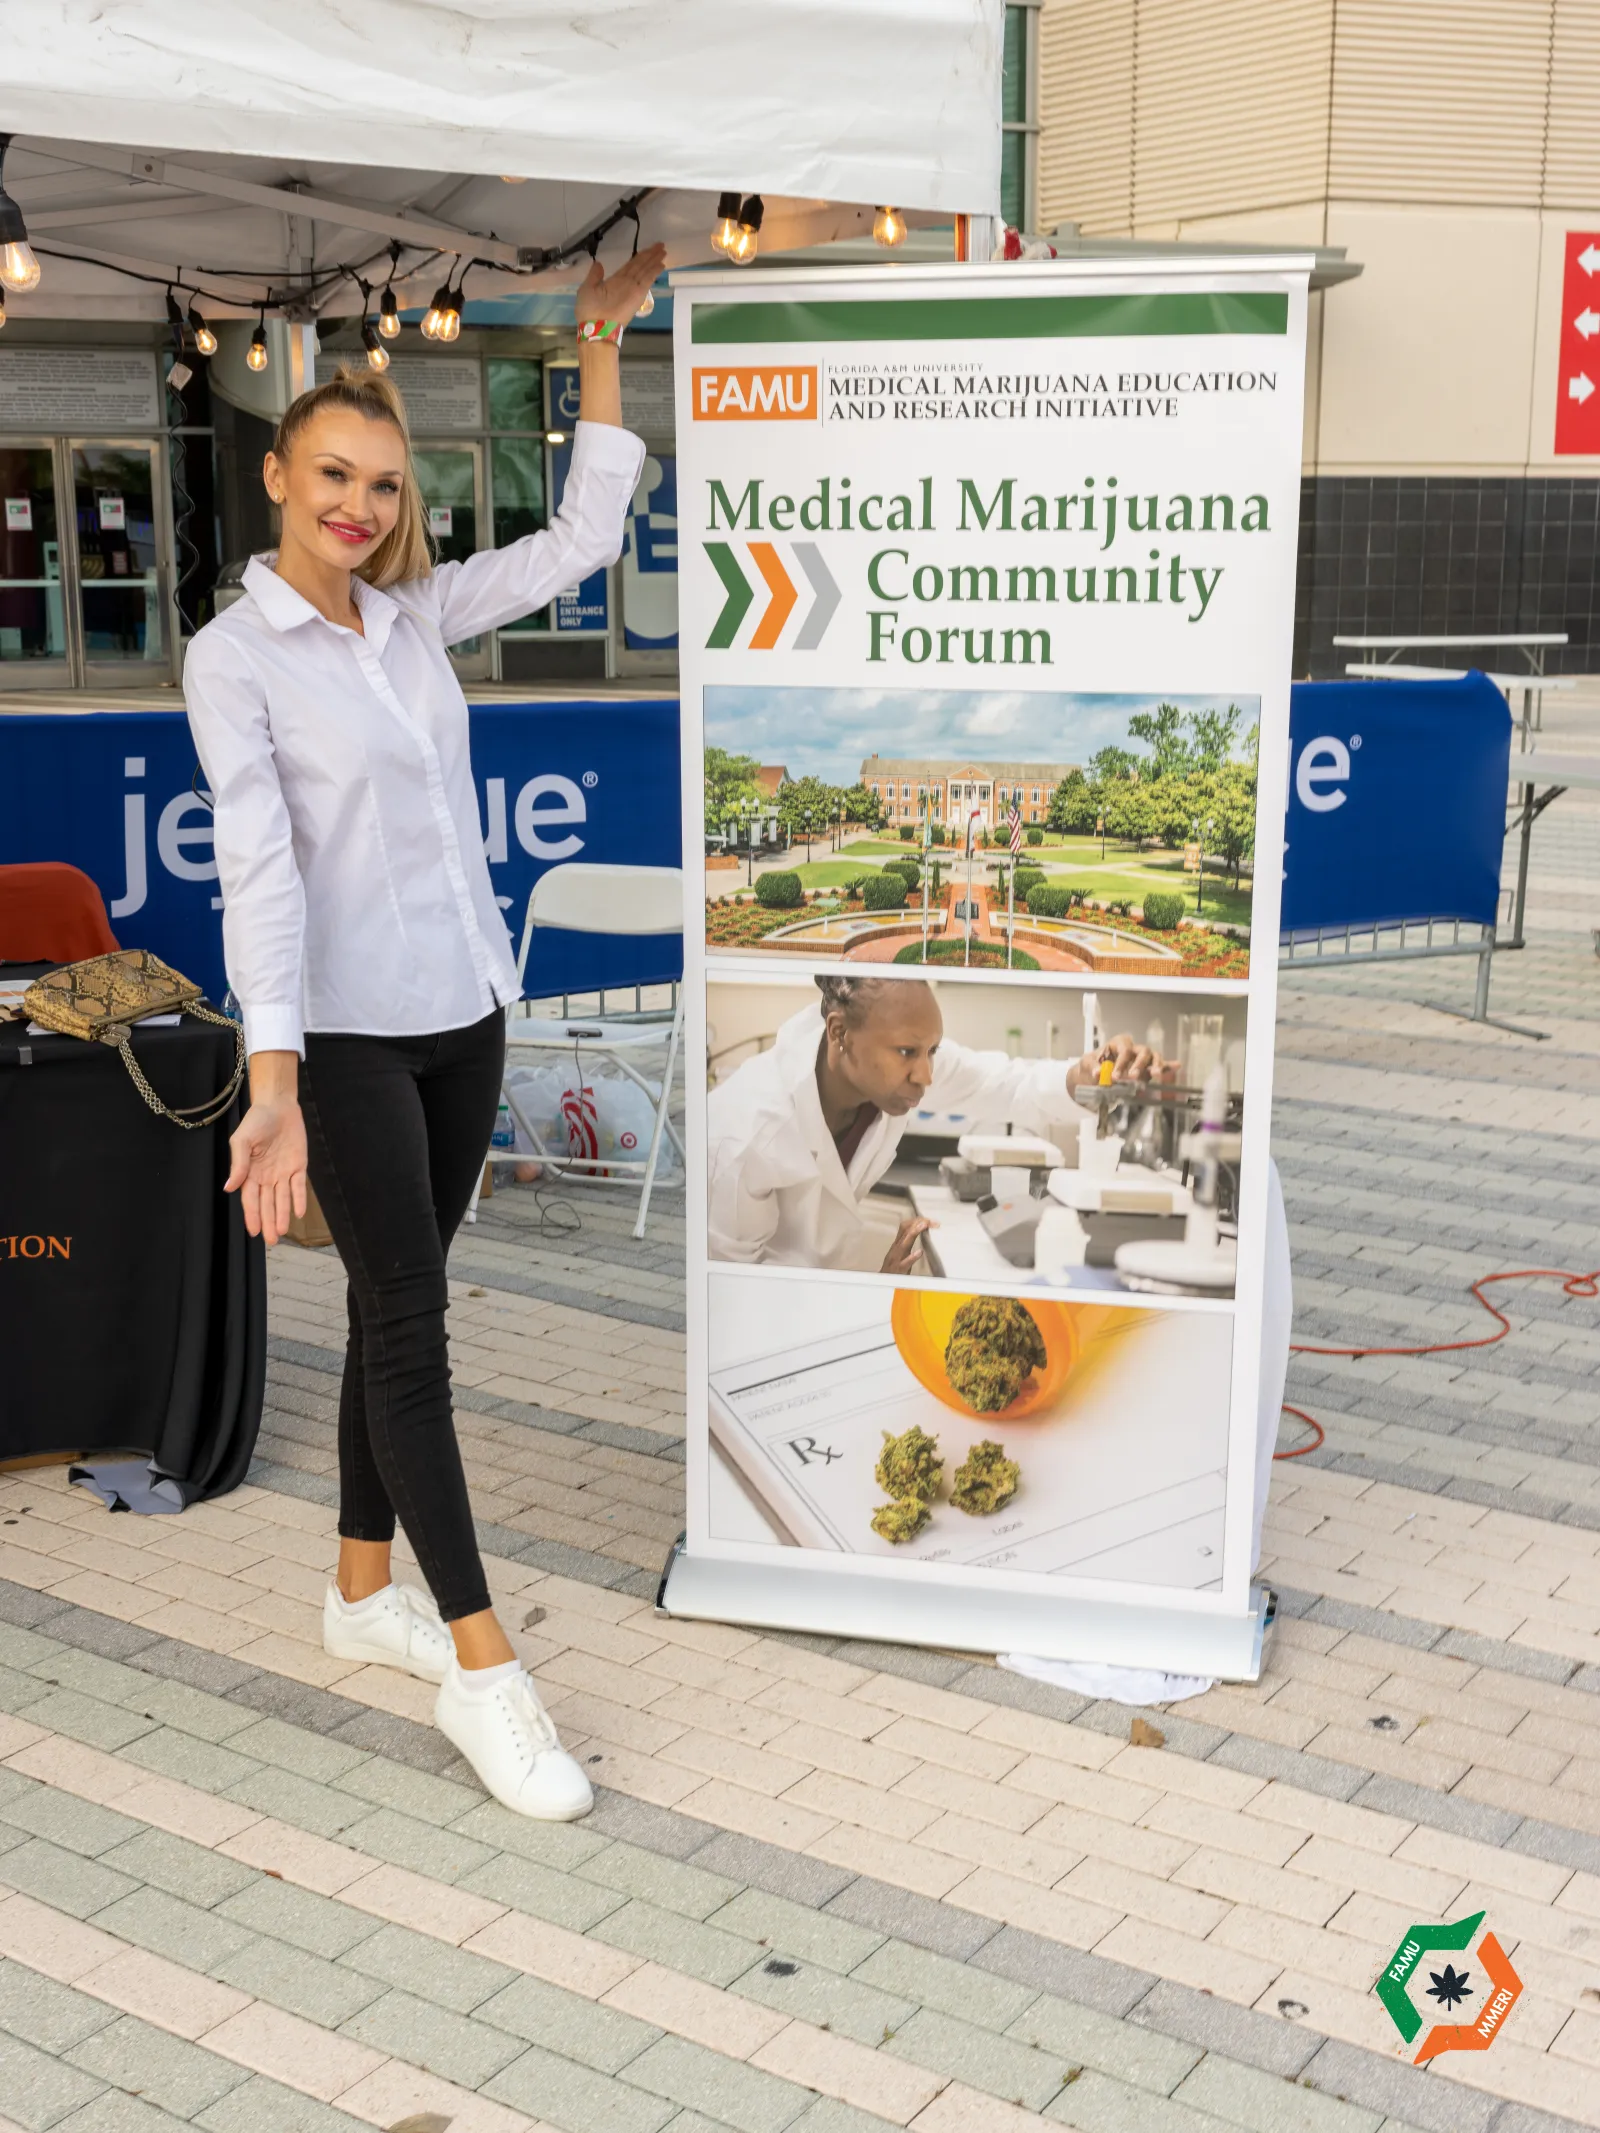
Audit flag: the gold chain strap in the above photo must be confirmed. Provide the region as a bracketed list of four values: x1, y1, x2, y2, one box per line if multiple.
[116, 1003, 247, 1131]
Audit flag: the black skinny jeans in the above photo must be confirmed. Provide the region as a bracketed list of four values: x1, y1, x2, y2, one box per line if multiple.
[299, 1007, 504, 1622]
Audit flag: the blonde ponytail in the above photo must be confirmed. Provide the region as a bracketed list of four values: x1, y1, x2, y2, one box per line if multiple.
[272, 366, 432, 589]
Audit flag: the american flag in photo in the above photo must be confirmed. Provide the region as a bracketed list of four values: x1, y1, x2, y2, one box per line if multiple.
[1008, 801, 1023, 856]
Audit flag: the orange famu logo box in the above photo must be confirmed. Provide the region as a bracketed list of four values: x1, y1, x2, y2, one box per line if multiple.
[693, 366, 818, 420]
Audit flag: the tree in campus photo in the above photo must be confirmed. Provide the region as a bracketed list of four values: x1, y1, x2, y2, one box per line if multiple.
[1047, 705, 1254, 870]
[774, 772, 845, 837]
[704, 746, 764, 830]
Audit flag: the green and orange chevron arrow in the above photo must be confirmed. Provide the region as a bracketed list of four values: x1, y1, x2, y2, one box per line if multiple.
[703, 540, 839, 651]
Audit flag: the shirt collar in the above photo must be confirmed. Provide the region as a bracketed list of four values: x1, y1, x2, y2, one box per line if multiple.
[242, 554, 398, 653]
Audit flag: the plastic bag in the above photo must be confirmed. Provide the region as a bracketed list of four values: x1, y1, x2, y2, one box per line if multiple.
[502, 1062, 680, 1178]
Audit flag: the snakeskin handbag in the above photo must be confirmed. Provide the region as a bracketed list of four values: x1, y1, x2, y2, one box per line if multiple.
[22, 949, 246, 1131]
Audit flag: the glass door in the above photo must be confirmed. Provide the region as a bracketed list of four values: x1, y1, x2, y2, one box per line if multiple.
[413, 442, 489, 681]
[69, 441, 173, 686]
[0, 441, 71, 687]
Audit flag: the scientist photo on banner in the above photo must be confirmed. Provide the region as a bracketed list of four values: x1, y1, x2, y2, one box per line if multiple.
[706, 972, 1180, 1278]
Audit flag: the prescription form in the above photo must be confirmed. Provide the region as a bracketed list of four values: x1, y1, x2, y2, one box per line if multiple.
[708, 1281, 1235, 1589]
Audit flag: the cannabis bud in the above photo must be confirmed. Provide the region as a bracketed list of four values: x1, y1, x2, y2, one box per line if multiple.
[944, 1297, 1047, 1412]
[951, 1439, 1020, 1516]
[875, 1425, 943, 1505]
[871, 1496, 933, 1544]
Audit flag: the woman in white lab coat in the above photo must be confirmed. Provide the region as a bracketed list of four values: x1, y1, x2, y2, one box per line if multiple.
[707, 975, 1160, 1273]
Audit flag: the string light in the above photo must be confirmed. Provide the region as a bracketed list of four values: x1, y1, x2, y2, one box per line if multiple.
[246, 309, 269, 372]
[420, 278, 453, 340]
[435, 269, 464, 343]
[710, 191, 741, 256]
[873, 206, 906, 248]
[361, 319, 390, 371]
[187, 299, 217, 356]
[729, 196, 763, 266]
[378, 239, 402, 337]
[0, 135, 41, 294]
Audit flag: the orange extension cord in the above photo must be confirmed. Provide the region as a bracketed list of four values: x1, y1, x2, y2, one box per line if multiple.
[1273, 1265, 1600, 1460]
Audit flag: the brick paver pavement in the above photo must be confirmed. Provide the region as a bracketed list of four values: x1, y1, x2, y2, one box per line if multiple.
[5, 781, 1600, 2129]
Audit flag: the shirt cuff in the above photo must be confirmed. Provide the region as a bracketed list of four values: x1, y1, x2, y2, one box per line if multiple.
[242, 1002, 305, 1059]
[571, 417, 647, 480]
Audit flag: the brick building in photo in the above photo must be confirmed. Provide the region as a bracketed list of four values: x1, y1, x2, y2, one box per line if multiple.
[859, 754, 1079, 829]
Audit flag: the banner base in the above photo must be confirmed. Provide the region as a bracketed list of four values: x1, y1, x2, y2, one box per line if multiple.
[656, 1543, 1274, 1683]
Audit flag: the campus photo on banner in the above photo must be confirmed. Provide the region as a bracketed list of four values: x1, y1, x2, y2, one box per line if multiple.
[668, 263, 1307, 1675]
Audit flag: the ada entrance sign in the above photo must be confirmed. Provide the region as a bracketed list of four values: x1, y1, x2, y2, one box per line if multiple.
[665, 259, 1309, 1677]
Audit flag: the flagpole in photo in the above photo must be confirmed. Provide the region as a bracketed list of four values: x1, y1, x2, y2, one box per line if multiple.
[920, 794, 932, 963]
[964, 805, 982, 967]
[1007, 798, 1022, 969]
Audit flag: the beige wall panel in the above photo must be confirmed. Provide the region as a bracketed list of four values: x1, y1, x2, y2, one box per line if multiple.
[1329, 0, 1553, 206]
[1132, 0, 1334, 230]
[1317, 205, 1540, 469]
[1546, 0, 1600, 204]
[1526, 209, 1600, 468]
[1160, 202, 1330, 467]
[1038, 0, 1135, 233]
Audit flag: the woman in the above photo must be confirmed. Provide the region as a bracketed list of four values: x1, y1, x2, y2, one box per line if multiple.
[707, 974, 1163, 1272]
[184, 241, 664, 1822]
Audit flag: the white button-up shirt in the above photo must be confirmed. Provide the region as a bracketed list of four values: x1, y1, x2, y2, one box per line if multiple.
[183, 419, 645, 1057]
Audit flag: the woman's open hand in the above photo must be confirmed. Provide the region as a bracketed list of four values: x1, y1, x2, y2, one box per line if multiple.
[575, 241, 668, 332]
[226, 1095, 309, 1247]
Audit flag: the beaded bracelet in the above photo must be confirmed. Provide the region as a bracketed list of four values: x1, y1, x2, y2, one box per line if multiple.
[577, 318, 622, 345]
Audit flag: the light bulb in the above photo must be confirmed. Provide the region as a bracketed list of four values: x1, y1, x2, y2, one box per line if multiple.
[437, 299, 462, 343]
[188, 304, 217, 356]
[729, 195, 763, 267]
[636, 284, 656, 318]
[0, 291, 7, 330]
[873, 205, 906, 248]
[378, 287, 400, 338]
[0, 240, 40, 294]
[710, 190, 741, 255]
[421, 283, 452, 340]
[246, 324, 269, 372]
[361, 321, 389, 371]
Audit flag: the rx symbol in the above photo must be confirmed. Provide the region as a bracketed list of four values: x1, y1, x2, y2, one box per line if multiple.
[582, 771, 599, 788]
[787, 1438, 842, 1466]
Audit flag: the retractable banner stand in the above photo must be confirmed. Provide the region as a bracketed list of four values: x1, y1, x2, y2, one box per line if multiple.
[662, 260, 1310, 1679]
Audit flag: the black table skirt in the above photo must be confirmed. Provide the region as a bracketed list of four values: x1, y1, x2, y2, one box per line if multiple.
[0, 964, 266, 1501]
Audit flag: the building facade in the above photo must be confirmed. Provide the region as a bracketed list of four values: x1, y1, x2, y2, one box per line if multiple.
[859, 755, 1078, 829]
[1035, 0, 1600, 674]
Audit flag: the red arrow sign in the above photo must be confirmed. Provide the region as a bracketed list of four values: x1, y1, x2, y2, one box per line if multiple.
[1556, 232, 1600, 453]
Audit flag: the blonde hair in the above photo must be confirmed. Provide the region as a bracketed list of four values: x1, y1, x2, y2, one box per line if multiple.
[271, 366, 432, 589]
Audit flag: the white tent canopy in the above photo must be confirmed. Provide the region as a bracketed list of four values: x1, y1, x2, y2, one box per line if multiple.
[0, 1, 1000, 323]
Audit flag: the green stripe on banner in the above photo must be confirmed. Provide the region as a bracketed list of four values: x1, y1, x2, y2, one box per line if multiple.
[691, 290, 1289, 345]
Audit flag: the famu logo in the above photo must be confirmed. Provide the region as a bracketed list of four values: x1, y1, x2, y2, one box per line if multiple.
[693, 367, 818, 420]
[1376, 1909, 1522, 2064]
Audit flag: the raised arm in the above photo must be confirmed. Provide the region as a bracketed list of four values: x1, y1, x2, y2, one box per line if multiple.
[432, 243, 665, 645]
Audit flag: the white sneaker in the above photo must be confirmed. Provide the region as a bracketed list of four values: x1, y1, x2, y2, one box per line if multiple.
[435, 1660, 594, 1821]
[322, 1582, 454, 1685]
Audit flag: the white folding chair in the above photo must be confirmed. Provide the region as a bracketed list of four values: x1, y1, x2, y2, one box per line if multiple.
[467, 863, 685, 1239]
